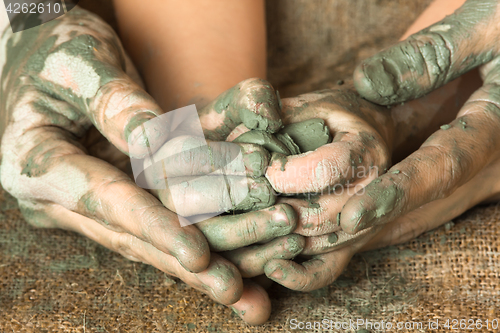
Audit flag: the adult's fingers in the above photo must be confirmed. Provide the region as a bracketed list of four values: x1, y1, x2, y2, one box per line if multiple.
[0, 128, 210, 273]
[221, 234, 305, 278]
[361, 152, 500, 251]
[199, 78, 283, 140]
[23, 201, 240, 304]
[23, 202, 273, 325]
[354, 0, 500, 105]
[196, 204, 297, 252]
[341, 69, 500, 233]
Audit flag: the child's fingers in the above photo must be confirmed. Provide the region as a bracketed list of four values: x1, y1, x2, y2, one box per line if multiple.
[199, 78, 282, 140]
[265, 130, 387, 194]
[152, 176, 275, 216]
[301, 228, 375, 255]
[263, 249, 354, 292]
[144, 137, 270, 180]
[196, 204, 298, 252]
[221, 234, 305, 278]
[277, 174, 373, 236]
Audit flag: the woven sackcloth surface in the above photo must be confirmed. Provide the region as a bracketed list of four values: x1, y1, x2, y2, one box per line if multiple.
[3, 0, 500, 332]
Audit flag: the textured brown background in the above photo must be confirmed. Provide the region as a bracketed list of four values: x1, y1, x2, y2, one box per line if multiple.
[3, 0, 500, 332]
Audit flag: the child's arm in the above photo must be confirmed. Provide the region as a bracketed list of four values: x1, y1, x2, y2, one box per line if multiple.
[112, 0, 266, 111]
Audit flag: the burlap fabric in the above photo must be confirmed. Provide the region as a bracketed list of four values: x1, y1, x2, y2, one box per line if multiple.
[2, 0, 500, 332]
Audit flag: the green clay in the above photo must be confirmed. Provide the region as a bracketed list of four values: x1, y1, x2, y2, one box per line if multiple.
[327, 233, 338, 244]
[391, 170, 400, 174]
[270, 152, 288, 172]
[356, 181, 404, 229]
[440, 124, 451, 130]
[279, 118, 332, 152]
[355, 0, 497, 105]
[232, 177, 276, 212]
[285, 234, 304, 255]
[210, 79, 282, 134]
[275, 133, 300, 155]
[241, 147, 268, 177]
[233, 130, 292, 155]
[303, 223, 314, 229]
[336, 212, 341, 226]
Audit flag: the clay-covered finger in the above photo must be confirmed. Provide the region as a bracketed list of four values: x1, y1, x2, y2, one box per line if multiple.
[199, 78, 283, 140]
[221, 234, 305, 277]
[143, 136, 270, 180]
[361, 151, 500, 251]
[354, 0, 500, 105]
[263, 249, 354, 292]
[42, 204, 243, 304]
[229, 280, 272, 325]
[301, 228, 376, 255]
[153, 176, 275, 216]
[196, 204, 298, 252]
[341, 84, 500, 233]
[0, 131, 210, 272]
[266, 130, 387, 193]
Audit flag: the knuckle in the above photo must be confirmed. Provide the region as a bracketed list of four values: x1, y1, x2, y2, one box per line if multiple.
[408, 33, 452, 88]
[110, 232, 141, 261]
[241, 218, 260, 244]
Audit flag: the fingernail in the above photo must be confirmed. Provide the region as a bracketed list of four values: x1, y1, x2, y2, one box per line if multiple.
[269, 267, 283, 280]
[278, 204, 297, 227]
[328, 233, 338, 244]
[353, 209, 376, 232]
[285, 235, 304, 255]
[125, 114, 154, 145]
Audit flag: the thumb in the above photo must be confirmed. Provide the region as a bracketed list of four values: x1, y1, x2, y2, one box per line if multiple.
[354, 0, 500, 105]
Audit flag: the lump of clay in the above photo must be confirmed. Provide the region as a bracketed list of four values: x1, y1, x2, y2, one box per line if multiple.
[234, 118, 332, 155]
[233, 131, 300, 155]
[278, 118, 332, 153]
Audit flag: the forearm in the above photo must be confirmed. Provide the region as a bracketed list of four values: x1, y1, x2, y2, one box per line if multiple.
[112, 0, 266, 111]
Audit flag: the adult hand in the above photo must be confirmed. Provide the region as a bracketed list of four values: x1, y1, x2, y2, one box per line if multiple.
[264, 149, 500, 291]
[249, 86, 394, 290]
[0, 7, 286, 324]
[341, 0, 500, 234]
